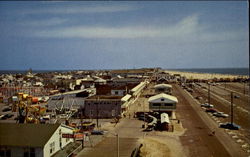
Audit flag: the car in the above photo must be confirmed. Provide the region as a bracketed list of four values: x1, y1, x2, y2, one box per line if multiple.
[2, 107, 11, 112]
[200, 103, 214, 108]
[0, 115, 5, 120]
[213, 112, 229, 118]
[4, 113, 14, 118]
[205, 108, 218, 113]
[219, 122, 240, 130]
[1, 113, 14, 120]
[91, 130, 104, 135]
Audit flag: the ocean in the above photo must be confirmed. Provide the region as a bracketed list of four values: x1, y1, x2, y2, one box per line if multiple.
[168, 68, 249, 76]
[0, 68, 249, 76]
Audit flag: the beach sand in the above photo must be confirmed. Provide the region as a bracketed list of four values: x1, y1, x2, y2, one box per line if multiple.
[165, 70, 249, 80]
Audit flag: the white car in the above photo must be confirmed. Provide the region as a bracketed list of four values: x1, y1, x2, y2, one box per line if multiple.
[200, 103, 214, 108]
[213, 112, 229, 118]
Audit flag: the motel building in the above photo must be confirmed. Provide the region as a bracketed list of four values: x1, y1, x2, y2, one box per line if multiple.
[154, 84, 172, 95]
[0, 123, 74, 157]
[148, 93, 178, 118]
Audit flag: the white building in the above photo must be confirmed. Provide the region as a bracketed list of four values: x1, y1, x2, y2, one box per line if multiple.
[148, 93, 178, 116]
[154, 84, 172, 95]
[0, 123, 74, 157]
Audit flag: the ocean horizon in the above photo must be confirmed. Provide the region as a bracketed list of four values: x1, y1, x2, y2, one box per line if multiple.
[0, 68, 249, 76]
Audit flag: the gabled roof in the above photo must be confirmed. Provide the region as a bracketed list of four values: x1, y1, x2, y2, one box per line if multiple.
[148, 93, 178, 103]
[154, 84, 172, 89]
[0, 123, 60, 147]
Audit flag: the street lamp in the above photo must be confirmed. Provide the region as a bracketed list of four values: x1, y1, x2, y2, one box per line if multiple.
[230, 92, 240, 125]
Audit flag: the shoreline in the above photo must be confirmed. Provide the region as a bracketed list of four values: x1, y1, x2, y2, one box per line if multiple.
[165, 70, 249, 80]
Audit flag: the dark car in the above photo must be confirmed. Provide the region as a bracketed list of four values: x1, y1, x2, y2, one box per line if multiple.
[5, 113, 14, 118]
[205, 108, 218, 113]
[219, 122, 240, 130]
[1, 113, 14, 120]
[91, 130, 104, 135]
[2, 107, 11, 112]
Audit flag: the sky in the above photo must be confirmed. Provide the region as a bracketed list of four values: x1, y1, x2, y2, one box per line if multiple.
[0, 1, 249, 70]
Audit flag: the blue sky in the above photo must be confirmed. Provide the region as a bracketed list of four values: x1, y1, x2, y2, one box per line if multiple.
[0, 1, 249, 70]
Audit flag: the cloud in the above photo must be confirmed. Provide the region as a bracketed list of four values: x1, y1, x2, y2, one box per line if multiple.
[21, 5, 139, 15]
[31, 15, 199, 39]
[21, 18, 68, 27]
[29, 14, 245, 44]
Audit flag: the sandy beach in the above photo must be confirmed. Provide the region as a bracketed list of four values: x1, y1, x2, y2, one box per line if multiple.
[165, 70, 249, 80]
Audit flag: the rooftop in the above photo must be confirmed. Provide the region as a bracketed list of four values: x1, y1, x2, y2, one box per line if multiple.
[148, 93, 178, 103]
[0, 123, 60, 147]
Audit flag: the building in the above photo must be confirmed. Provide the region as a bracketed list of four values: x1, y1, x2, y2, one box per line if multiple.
[148, 93, 178, 116]
[0, 123, 74, 157]
[121, 94, 132, 115]
[84, 95, 123, 118]
[130, 81, 148, 98]
[154, 84, 172, 95]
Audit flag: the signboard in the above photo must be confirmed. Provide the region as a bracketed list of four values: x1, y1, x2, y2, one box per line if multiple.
[62, 134, 74, 138]
[62, 133, 84, 140]
[74, 133, 84, 141]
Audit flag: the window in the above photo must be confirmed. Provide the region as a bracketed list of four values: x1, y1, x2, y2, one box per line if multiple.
[161, 99, 164, 101]
[23, 148, 29, 157]
[115, 91, 119, 95]
[164, 103, 173, 106]
[50, 142, 55, 154]
[90, 110, 93, 116]
[152, 103, 160, 106]
[0, 147, 11, 157]
[66, 137, 69, 142]
[30, 148, 35, 157]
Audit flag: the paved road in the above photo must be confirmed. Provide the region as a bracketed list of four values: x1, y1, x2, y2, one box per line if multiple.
[173, 84, 248, 157]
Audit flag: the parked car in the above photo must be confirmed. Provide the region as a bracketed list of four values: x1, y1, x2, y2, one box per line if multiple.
[219, 122, 240, 130]
[1, 113, 14, 120]
[0, 115, 5, 120]
[91, 130, 104, 135]
[205, 108, 218, 113]
[213, 112, 229, 118]
[200, 103, 214, 108]
[2, 107, 11, 112]
[5, 113, 14, 118]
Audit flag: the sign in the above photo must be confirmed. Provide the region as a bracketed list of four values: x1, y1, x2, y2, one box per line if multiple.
[62, 133, 84, 140]
[62, 134, 74, 138]
[74, 133, 84, 140]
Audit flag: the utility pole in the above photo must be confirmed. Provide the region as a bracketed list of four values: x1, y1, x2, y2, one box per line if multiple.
[230, 92, 234, 125]
[243, 81, 246, 95]
[96, 96, 99, 129]
[208, 82, 211, 105]
[230, 92, 240, 125]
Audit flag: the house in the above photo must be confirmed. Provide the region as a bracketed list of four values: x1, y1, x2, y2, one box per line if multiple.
[84, 95, 123, 118]
[0, 123, 74, 157]
[148, 93, 178, 116]
[154, 84, 172, 95]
